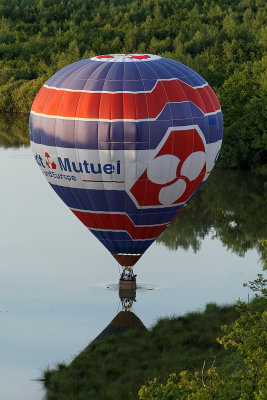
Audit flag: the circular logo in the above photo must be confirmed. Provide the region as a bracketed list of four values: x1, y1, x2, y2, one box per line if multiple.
[130, 127, 207, 207]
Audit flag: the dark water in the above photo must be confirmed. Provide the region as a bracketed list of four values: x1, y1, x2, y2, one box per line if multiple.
[0, 115, 266, 400]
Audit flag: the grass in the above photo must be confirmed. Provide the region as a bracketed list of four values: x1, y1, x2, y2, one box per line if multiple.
[43, 303, 240, 400]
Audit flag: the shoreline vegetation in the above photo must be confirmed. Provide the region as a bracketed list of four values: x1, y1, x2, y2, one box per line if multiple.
[43, 272, 267, 400]
[0, 0, 266, 171]
[44, 303, 240, 400]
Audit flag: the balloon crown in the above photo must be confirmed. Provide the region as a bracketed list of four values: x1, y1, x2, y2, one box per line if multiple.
[91, 53, 161, 62]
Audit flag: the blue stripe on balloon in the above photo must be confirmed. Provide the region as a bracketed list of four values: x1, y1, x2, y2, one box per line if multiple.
[29, 106, 223, 149]
[45, 59, 93, 87]
[159, 58, 207, 86]
[89, 229, 154, 254]
[49, 184, 182, 225]
[44, 58, 207, 92]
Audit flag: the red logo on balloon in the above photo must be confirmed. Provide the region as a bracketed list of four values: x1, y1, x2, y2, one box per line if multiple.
[45, 152, 57, 169]
[96, 54, 151, 60]
[130, 128, 206, 207]
[96, 55, 114, 59]
[129, 55, 151, 59]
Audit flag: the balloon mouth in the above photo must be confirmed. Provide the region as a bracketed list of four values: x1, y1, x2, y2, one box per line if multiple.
[112, 253, 143, 267]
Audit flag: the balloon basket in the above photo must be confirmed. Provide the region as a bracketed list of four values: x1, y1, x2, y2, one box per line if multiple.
[119, 280, 136, 290]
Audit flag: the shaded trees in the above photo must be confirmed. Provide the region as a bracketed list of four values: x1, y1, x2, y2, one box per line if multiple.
[0, 0, 266, 169]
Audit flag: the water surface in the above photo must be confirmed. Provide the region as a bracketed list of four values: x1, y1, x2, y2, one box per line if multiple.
[0, 116, 265, 400]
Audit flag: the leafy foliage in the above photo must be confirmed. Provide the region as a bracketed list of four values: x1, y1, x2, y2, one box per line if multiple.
[0, 0, 266, 168]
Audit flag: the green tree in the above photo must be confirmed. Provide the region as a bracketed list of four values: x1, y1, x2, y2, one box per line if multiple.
[218, 58, 267, 168]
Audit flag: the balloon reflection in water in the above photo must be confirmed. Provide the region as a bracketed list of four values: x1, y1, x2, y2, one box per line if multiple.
[87, 284, 146, 348]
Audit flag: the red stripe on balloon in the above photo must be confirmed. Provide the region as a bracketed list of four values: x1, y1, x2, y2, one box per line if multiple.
[31, 80, 220, 119]
[71, 209, 169, 240]
[82, 179, 125, 183]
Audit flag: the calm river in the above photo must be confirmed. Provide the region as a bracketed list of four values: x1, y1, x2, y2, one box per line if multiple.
[0, 116, 266, 400]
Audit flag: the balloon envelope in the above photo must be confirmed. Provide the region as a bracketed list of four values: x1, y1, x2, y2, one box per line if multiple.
[29, 54, 223, 266]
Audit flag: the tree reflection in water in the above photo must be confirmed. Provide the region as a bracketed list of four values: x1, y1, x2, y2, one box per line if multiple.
[0, 114, 29, 148]
[158, 168, 266, 262]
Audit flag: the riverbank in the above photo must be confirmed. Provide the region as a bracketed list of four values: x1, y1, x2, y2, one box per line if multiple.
[44, 302, 240, 400]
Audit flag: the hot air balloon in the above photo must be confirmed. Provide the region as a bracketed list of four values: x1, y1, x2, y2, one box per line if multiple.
[29, 54, 223, 268]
